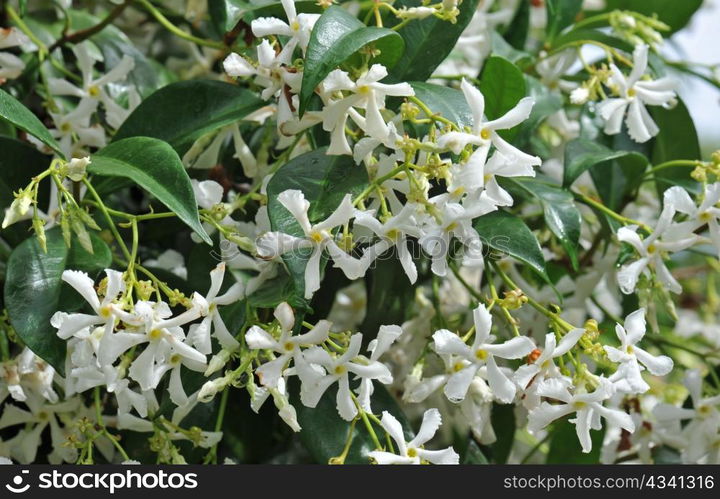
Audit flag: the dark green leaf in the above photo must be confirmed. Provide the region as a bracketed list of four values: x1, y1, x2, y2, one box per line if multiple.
[387, 0, 479, 82]
[477, 56, 526, 139]
[292, 380, 412, 464]
[601, 0, 703, 34]
[473, 210, 546, 278]
[0, 88, 64, 158]
[504, 0, 530, 50]
[546, 0, 583, 43]
[409, 82, 473, 129]
[266, 148, 368, 302]
[546, 419, 604, 463]
[90, 137, 212, 245]
[300, 5, 404, 115]
[504, 177, 582, 270]
[563, 138, 648, 187]
[0, 137, 51, 246]
[463, 439, 489, 464]
[4, 228, 111, 374]
[650, 99, 700, 195]
[552, 28, 633, 52]
[589, 138, 649, 212]
[113, 80, 264, 156]
[489, 402, 515, 464]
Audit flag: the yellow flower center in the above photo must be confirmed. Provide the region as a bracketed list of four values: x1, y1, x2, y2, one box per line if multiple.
[291, 20, 300, 31]
[574, 401, 587, 409]
[386, 228, 400, 241]
[88, 85, 101, 98]
[700, 212, 712, 222]
[407, 448, 418, 458]
[60, 123, 72, 133]
[452, 361, 465, 372]
[284, 341, 295, 352]
[99, 305, 112, 319]
[445, 221, 458, 233]
[475, 349, 487, 360]
[334, 365, 347, 375]
[149, 328, 163, 341]
[357, 85, 371, 96]
[627, 88, 637, 98]
[647, 243, 657, 254]
[480, 128, 491, 140]
[170, 353, 181, 365]
[309, 231, 325, 243]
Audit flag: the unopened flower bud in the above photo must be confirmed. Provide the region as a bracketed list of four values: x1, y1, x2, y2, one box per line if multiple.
[2, 188, 33, 229]
[65, 157, 91, 181]
[205, 349, 232, 376]
[570, 87, 590, 105]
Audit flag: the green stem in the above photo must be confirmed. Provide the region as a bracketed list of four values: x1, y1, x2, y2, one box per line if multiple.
[137, 0, 225, 50]
[6, 5, 48, 58]
[574, 192, 652, 233]
[643, 159, 702, 178]
[83, 179, 131, 261]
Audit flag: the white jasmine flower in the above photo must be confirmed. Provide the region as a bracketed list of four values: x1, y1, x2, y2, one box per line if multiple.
[357, 325, 403, 412]
[368, 409, 459, 464]
[528, 378, 635, 453]
[251, 0, 320, 58]
[596, 44, 676, 143]
[514, 328, 585, 408]
[256, 189, 365, 299]
[245, 301, 331, 388]
[321, 65, 414, 155]
[664, 183, 720, 257]
[605, 308, 673, 394]
[432, 304, 535, 403]
[299, 333, 392, 421]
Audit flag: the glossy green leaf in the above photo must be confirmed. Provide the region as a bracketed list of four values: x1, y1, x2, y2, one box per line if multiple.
[292, 380, 412, 464]
[387, 0, 479, 83]
[300, 6, 404, 116]
[552, 28, 633, 52]
[563, 138, 648, 187]
[90, 137, 212, 245]
[504, 0, 530, 50]
[4, 228, 111, 375]
[651, 99, 700, 195]
[0, 137, 51, 246]
[409, 82, 473, 129]
[546, 0, 583, 43]
[0, 88, 64, 158]
[266, 148, 368, 303]
[602, 0, 703, 34]
[505, 177, 582, 270]
[463, 439, 489, 464]
[473, 210, 547, 278]
[477, 56, 526, 139]
[113, 80, 264, 156]
[489, 402, 515, 464]
[546, 419, 604, 463]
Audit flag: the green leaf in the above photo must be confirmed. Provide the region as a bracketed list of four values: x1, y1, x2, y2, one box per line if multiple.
[113, 80, 264, 156]
[209, 0, 322, 33]
[408, 82, 473, 129]
[4, 228, 111, 375]
[266, 148, 368, 303]
[387, 0, 479, 83]
[0, 137, 51, 246]
[90, 137, 212, 245]
[650, 99, 700, 195]
[601, 0, 703, 34]
[292, 380, 412, 464]
[546, 0, 583, 43]
[563, 138, 648, 187]
[489, 402, 515, 464]
[473, 210, 546, 278]
[463, 439, 489, 464]
[504, 0, 530, 50]
[477, 56, 526, 139]
[504, 176, 582, 270]
[0, 88, 64, 158]
[299, 5, 404, 115]
[546, 419, 604, 463]
[552, 28, 633, 52]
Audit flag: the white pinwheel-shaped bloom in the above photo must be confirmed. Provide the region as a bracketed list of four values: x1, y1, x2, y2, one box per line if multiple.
[368, 409, 459, 465]
[664, 183, 720, 257]
[245, 301, 331, 388]
[355, 204, 423, 284]
[120, 301, 207, 393]
[514, 328, 585, 408]
[250, 377, 302, 432]
[653, 369, 720, 463]
[605, 308, 673, 394]
[299, 333, 392, 421]
[419, 201, 488, 277]
[51, 269, 125, 344]
[597, 44, 676, 143]
[251, 0, 319, 58]
[528, 378, 635, 453]
[49, 98, 107, 159]
[617, 206, 697, 294]
[432, 304, 535, 403]
[0, 28, 29, 81]
[256, 189, 365, 299]
[186, 263, 245, 355]
[321, 65, 414, 155]
[356, 325, 403, 412]
[437, 79, 540, 177]
[48, 43, 136, 129]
